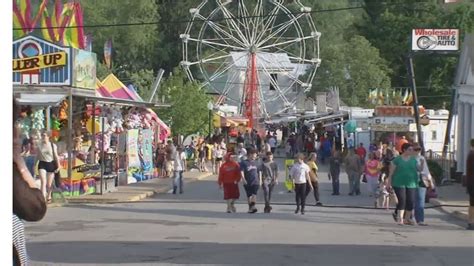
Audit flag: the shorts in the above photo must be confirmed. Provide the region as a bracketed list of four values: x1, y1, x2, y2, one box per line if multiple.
[223, 183, 240, 200]
[38, 161, 56, 173]
[244, 184, 259, 198]
[216, 157, 222, 162]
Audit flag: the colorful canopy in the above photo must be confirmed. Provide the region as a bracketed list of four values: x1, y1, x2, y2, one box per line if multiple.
[95, 74, 171, 139]
[101, 74, 137, 100]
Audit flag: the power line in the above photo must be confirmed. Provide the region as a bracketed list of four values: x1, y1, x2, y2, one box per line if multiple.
[12, 2, 430, 31]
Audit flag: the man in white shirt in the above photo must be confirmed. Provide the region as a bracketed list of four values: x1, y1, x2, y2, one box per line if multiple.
[173, 146, 187, 194]
[289, 153, 313, 214]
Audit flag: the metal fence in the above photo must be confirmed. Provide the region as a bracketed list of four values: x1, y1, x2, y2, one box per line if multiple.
[426, 150, 456, 185]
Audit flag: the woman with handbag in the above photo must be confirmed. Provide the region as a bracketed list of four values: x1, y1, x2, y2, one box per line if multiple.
[37, 130, 60, 203]
[413, 144, 434, 226]
[387, 143, 423, 225]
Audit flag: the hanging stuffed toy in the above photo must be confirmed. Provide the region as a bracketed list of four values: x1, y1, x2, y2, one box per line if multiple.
[58, 100, 69, 127]
[18, 116, 32, 139]
[95, 132, 111, 151]
[31, 108, 45, 131]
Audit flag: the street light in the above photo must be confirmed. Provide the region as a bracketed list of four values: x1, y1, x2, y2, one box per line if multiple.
[207, 101, 213, 139]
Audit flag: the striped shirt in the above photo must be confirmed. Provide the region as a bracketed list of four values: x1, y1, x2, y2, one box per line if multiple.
[13, 214, 28, 265]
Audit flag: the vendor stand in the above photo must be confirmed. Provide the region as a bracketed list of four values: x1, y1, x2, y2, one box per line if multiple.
[13, 35, 170, 197]
[212, 113, 248, 152]
[370, 106, 424, 148]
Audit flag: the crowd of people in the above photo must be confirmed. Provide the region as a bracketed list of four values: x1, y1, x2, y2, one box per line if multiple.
[209, 125, 448, 228]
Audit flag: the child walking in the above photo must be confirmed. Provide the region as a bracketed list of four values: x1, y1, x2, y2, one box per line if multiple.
[218, 153, 241, 213]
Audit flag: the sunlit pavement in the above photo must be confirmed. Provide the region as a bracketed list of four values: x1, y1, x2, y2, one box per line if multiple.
[26, 158, 474, 265]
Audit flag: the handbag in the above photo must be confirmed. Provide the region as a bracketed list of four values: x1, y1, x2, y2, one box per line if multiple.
[284, 179, 294, 191]
[362, 174, 367, 183]
[419, 173, 431, 188]
[426, 187, 438, 200]
[50, 142, 61, 188]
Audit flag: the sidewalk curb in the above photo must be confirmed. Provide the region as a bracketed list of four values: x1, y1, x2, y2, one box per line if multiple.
[58, 172, 214, 205]
[430, 198, 468, 221]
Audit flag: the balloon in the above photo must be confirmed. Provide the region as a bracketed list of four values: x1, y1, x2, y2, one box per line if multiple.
[344, 120, 357, 133]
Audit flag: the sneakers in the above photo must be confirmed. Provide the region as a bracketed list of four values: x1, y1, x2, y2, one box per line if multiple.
[264, 205, 272, 213]
[404, 219, 415, 226]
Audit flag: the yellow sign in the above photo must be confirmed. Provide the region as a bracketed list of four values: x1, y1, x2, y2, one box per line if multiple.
[12, 52, 67, 72]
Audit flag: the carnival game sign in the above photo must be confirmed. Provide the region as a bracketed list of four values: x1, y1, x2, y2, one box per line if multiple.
[412, 29, 459, 51]
[13, 36, 71, 86]
[72, 49, 97, 90]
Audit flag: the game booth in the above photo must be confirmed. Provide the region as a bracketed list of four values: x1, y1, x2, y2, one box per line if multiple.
[14, 35, 170, 198]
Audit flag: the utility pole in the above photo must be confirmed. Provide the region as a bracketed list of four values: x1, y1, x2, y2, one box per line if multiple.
[406, 53, 425, 154]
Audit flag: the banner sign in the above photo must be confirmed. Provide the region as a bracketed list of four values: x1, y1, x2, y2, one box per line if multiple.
[104, 39, 113, 69]
[13, 35, 71, 86]
[371, 124, 410, 132]
[374, 106, 425, 117]
[141, 129, 154, 174]
[13, 52, 66, 72]
[412, 29, 459, 51]
[127, 129, 141, 168]
[72, 49, 97, 90]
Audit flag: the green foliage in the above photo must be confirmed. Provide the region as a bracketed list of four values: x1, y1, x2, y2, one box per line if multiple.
[129, 69, 156, 101]
[359, 0, 474, 108]
[157, 68, 212, 137]
[81, 0, 160, 73]
[296, 0, 392, 106]
[155, 0, 199, 73]
[79, 0, 474, 110]
[427, 159, 443, 186]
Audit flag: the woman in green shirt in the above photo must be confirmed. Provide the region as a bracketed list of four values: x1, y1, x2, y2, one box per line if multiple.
[387, 143, 423, 225]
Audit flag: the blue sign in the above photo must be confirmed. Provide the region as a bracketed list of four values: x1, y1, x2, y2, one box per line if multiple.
[13, 35, 72, 86]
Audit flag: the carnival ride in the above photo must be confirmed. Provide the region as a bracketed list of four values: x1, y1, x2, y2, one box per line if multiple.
[181, 0, 321, 129]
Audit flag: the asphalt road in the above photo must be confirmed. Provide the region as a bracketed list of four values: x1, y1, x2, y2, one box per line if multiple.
[25, 158, 474, 266]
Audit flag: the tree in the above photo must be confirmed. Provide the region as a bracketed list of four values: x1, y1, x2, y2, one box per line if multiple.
[157, 68, 212, 138]
[313, 35, 391, 106]
[155, 0, 200, 73]
[300, 0, 391, 106]
[358, 0, 474, 108]
[81, 0, 160, 75]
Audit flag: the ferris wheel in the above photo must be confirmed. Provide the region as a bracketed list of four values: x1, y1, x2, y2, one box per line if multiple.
[180, 0, 321, 127]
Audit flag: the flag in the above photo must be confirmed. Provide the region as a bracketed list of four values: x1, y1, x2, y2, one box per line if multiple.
[39, 0, 85, 48]
[13, 0, 48, 39]
[104, 39, 113, 69]
[62, 2, 85, 48]
[84, 34, 92, 51]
